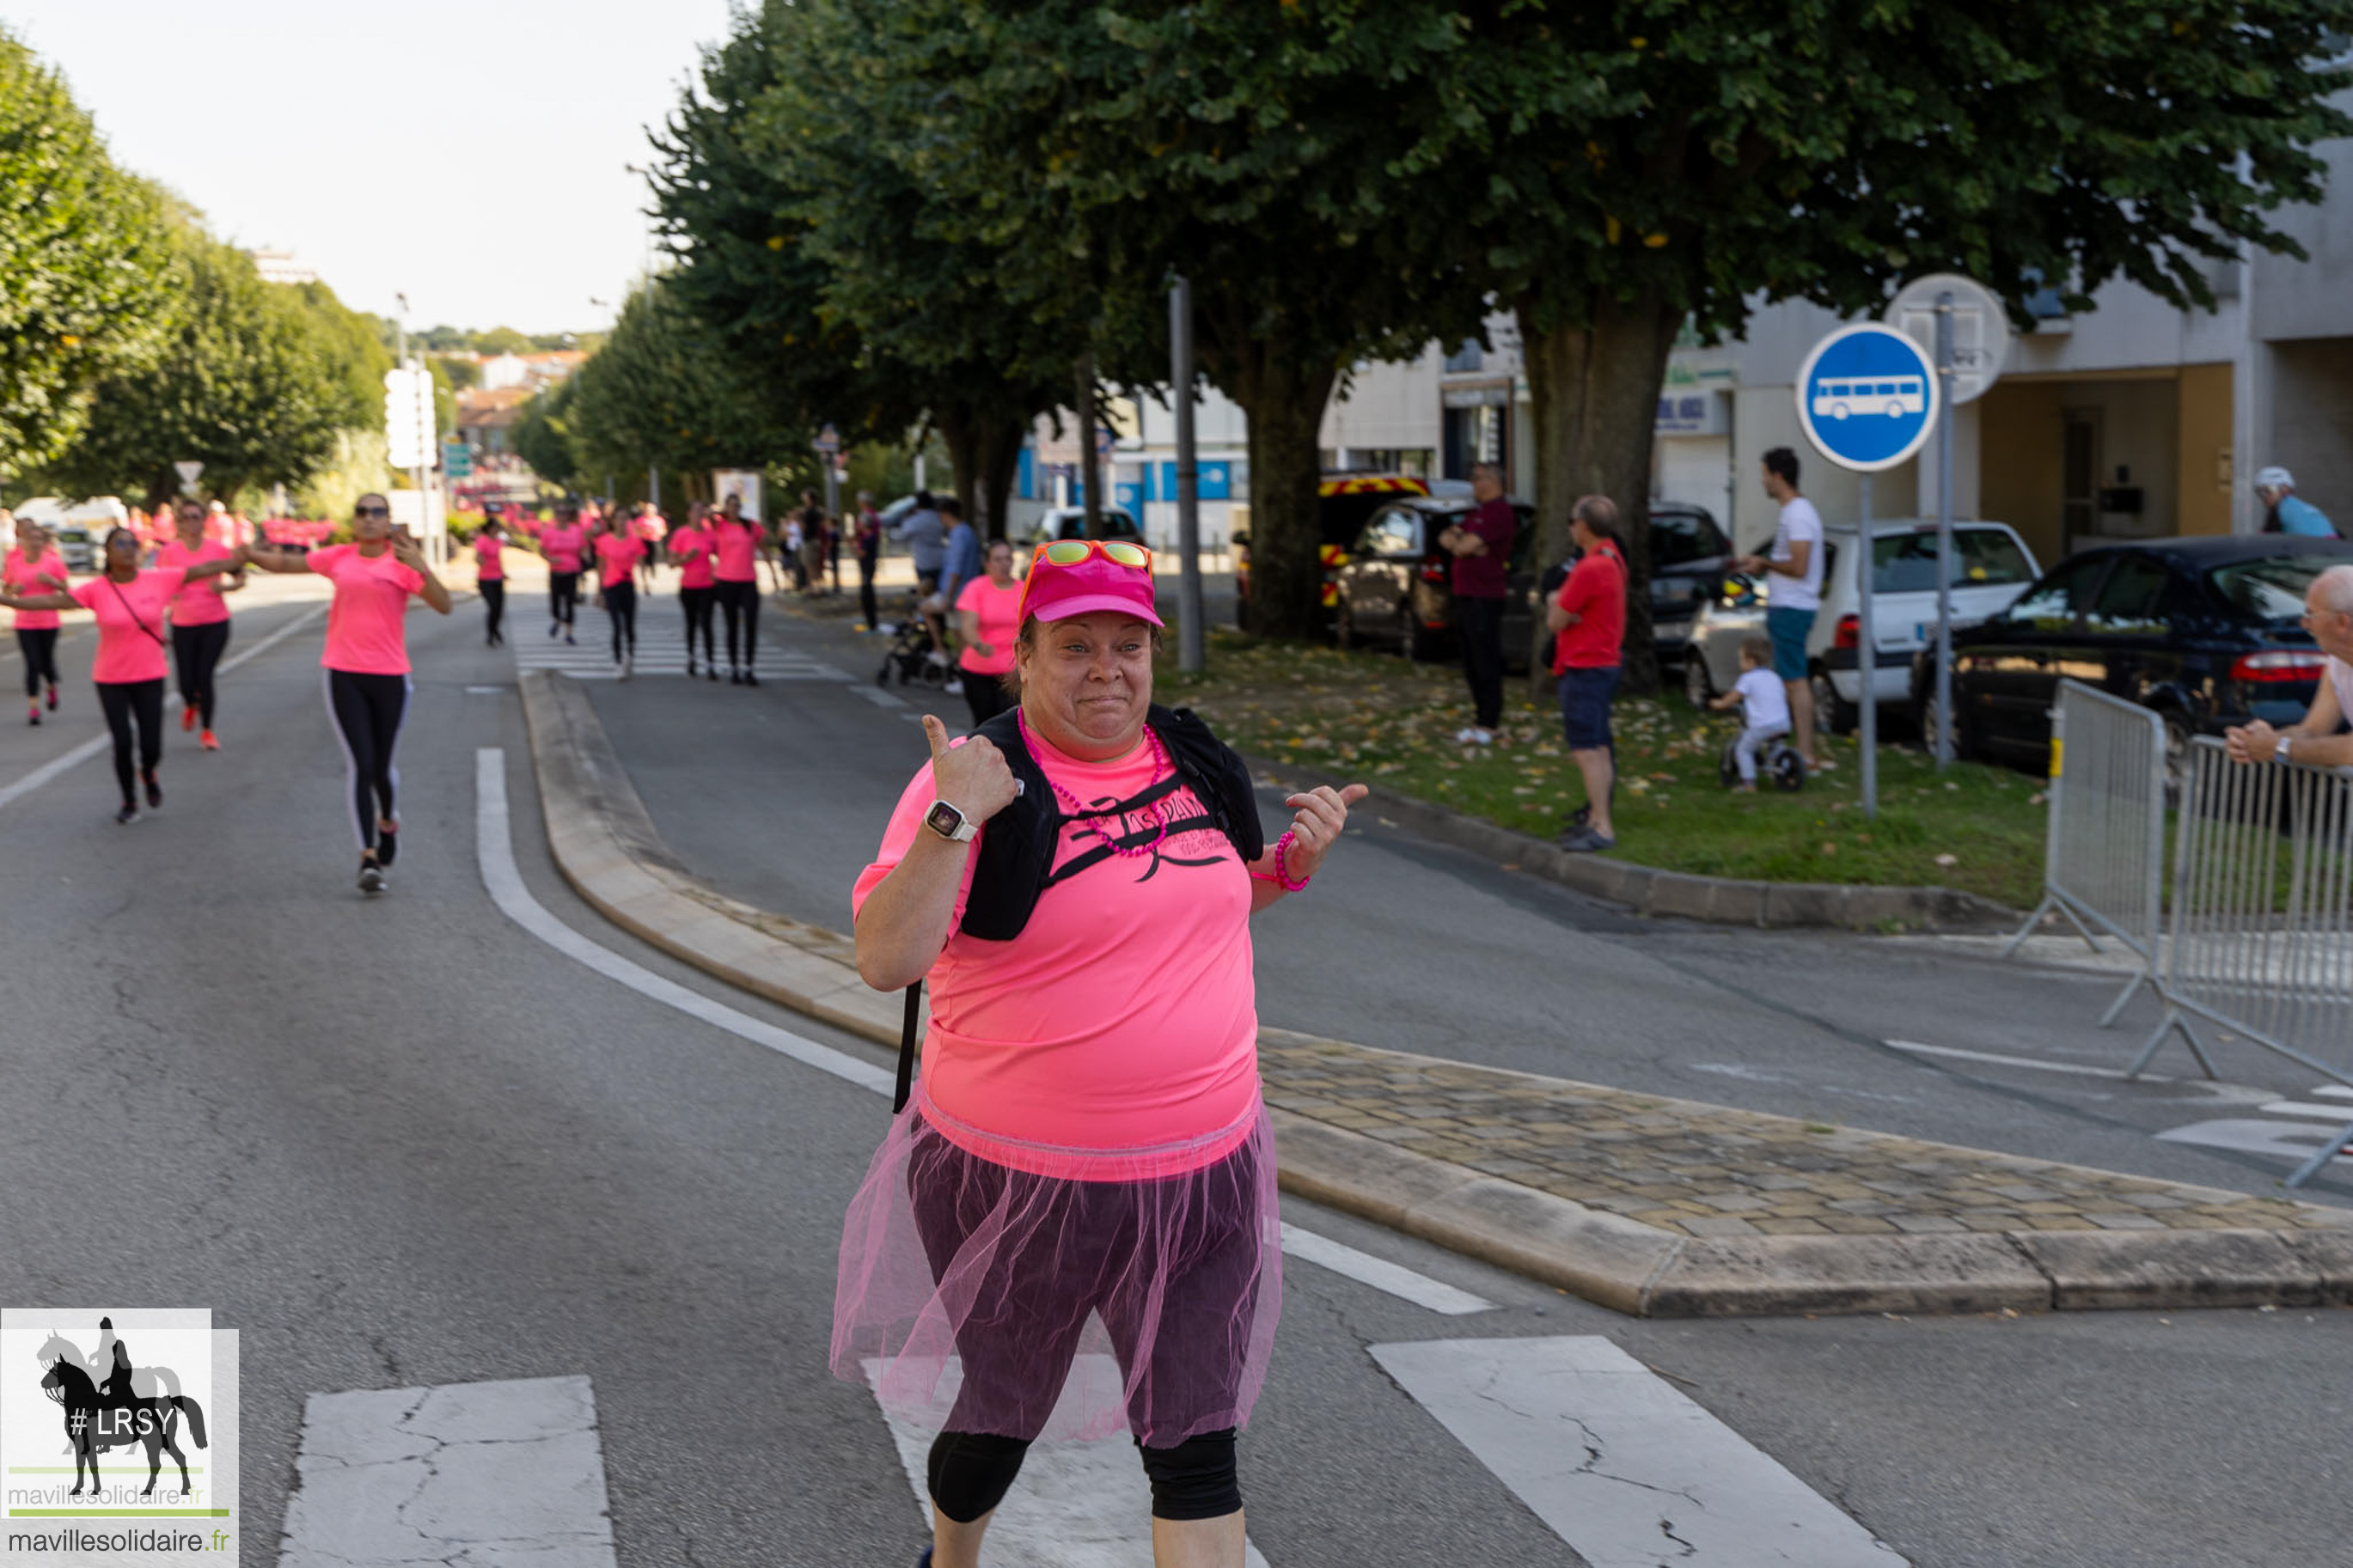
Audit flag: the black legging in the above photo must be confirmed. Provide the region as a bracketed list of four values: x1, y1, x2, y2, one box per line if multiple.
[715, 578, 759, 668]
[325, 668, 408, 852]
[605, 578, 637, 662]
[96, 679, 164, 806]
[480, 579, 505, 643]
[170, 619, 230, 729]
[857, 555, 879, 629]
[549, 571, 580, 629]
[16, 627, 59, 698]
[679, 585, 715, 665]
[962, 671, 1010, 728]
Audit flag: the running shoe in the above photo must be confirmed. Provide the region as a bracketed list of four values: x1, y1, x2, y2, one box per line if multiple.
[706, 666, 719, 682]
[27, 703, 38, 726]
[144, 774, 162, 809]
[944, 679, 965, 696]
[550, 621, 560, 638]
[45, 684, 58, 711]
[182, 705, 199, 733]
[743, 670, 760, 688]
[1557, 824, 1615, 853]
[358, 859, 386, 894]
[728, 668, 743, 686]
[114, 803, 141, 827]
[376, 827, 399, 867]
[686, 658, 698, 678]
[200, 729, 219, 751]
[565, 632, 576, 646]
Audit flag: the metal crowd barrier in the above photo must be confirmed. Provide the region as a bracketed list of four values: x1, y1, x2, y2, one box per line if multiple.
[2136, 735, 2353, 1187]
[2003, 680, 2168, 1025]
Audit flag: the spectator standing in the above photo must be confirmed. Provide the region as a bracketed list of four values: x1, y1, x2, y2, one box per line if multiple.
[929, 498, 981, 693]
[2256, 467, 2338, 539]
[1436, 461, 1516, 745]
[798, 490, 829, 595]
[2226, 564, 2353, 769]
[853, 491, 883, 631]
[781, 506, 809, 595]
[896, 490, 947, 597]
[1548, 496, 1628, 853]
[1734, 448, 1829, 771]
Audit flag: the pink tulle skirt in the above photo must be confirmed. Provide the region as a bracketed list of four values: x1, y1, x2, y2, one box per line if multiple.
[831, 1089, 1282, 1447]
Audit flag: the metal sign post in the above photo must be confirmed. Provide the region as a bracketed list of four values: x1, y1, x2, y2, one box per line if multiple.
[815, 424, 841, 526]
[1857, 473, 1877, 817]
[1932, 294, 1957, 769]
[1170, 275, 1205, 674]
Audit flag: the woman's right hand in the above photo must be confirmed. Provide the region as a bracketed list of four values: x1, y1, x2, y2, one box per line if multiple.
[924, 713, 1019, 823]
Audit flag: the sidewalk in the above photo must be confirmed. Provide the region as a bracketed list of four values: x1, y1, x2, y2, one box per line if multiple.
[517, 671, 2353, 1317]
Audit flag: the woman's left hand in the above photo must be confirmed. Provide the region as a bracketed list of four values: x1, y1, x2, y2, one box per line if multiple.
[1279, 783, 1370, 882]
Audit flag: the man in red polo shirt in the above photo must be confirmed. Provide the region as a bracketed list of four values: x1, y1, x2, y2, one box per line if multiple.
[1548, 494, 1628, 851]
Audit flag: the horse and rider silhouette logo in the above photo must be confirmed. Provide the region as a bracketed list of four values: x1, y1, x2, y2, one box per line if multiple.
[35, 1315, 210, 1498]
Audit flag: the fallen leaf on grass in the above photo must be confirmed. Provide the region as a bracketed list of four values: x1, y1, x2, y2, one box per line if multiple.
[1934, 853, 1959, 867]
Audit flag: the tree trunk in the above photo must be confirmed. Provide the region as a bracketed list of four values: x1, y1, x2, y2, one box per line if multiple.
[1227, 339, 1339, 642]
[935, 396, 1028, 542]
[1518, 290, 1682, 695]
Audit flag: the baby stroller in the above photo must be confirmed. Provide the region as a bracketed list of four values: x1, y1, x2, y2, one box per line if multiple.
[876, 590, 948, 690]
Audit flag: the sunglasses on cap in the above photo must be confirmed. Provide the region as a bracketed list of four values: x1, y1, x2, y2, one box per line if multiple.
[1036, 538, 1151, 569]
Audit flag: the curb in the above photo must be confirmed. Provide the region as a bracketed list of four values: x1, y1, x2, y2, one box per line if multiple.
[1253, 756, 2020, 932]
[516, 670, 2351, 1318]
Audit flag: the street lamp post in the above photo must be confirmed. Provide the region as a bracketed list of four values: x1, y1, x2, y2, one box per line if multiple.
[1170, 276, 1205, 674]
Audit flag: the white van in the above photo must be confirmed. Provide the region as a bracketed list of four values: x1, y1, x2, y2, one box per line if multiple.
[1682, 518, 2041, 732]
[16, 495, 130, 572]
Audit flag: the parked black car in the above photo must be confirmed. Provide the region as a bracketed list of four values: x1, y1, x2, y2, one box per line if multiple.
[1918, 535, 2353, 774]
[1641, 503, 1735, 668]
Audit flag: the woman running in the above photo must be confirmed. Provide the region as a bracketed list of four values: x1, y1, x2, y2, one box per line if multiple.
[669, 501, 719, 680]
[474, 516, 508, 647]
[541, 503, 587, 644]
[5, 518, 69, 724]
[710, 492, 767, 686]
[243, 493, 452, 893]
[0, 526, 240, 823]
[595, 515, 645, 678]
[155, 497, 244, 751]
[953, 538, 1022, 727]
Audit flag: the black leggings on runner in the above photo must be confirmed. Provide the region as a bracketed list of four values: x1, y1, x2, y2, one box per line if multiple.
[549, 571, 580, 628]
[480, 579, 505, 643]
[679, 585, 715, 666]
[325, 668, 409, 853]
[16, 627, 59, 699]
[605, 578, 637, 662]
[715, 579, 759, 668]
[170, 619, 230, 729]
[95, 679, 164, 806]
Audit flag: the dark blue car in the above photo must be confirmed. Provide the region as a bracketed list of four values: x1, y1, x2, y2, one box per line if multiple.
[1922, 535, 2353, 775]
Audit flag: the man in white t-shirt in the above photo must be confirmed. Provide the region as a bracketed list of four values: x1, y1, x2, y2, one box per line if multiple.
[1733, 447, 1829, 770]
[2227, 564, 2353, 768]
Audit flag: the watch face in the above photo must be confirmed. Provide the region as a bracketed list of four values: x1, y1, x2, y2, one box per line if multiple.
[926, 801, 964, 837]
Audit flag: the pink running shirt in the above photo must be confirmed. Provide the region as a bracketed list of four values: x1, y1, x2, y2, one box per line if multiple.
[70, 569, 183, 684]
[670, 527, 716, 589]
[712, 519, 761, 582]
[475, 534, 504, 581]
[852, 727, 1260, 1177]
[595, 532, 645, 589]
[307, 544, 426, 674]
[155, 540, 236, 626]
[541, 525, 586, 574]
[4, 546, 70, 631]
[954, 577, 1023, 677]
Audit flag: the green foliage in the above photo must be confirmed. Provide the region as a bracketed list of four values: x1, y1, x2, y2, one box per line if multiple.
[0, 27, 177, 479]
[284, 279, 393, 430]
[511, 377, 581, 491]
[294, 428, 393, 522]
[561, 277, 800, 489]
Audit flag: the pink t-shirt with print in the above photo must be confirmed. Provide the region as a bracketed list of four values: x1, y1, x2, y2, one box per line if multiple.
[595, 532, 645, 589]
[155, 540, 236, 626]
[308, 545, 426, 674]
[70, 569, 184, 684]
[852, 726, 1260, 1177]
[4, 547, 70, 631]
[670, 527, 717, 589]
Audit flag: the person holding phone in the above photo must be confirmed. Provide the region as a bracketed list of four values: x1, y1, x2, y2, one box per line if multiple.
[242, 494, 452, 893]
[156, 497, 246, 751]
[0, 526, 241, 823]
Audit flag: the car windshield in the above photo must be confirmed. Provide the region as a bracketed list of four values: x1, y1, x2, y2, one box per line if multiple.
[2205, 552, 2353, 625]
[1873, 528, 2033, 593]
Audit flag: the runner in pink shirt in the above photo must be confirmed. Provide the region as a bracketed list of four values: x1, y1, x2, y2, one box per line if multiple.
[242, 493, 453, 893]
[154, 497, 246, 751]
[538, 503, 587, 644]
[668, 501, 720, 680]
[474, 516, 508, 647]
[594, 524, 646, 678]
[952, 538, 1023, 727]
[708, 491, 768, 686]
[1, 526, 240, 823]
[835, 540, 1369, 1563]
[633, 502, 666, 594]
[3, 517, 70, 723]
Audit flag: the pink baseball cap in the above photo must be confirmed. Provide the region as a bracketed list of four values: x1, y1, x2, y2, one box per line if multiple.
[1018, 542, 1164, 627]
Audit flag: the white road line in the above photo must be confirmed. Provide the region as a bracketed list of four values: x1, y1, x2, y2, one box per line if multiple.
[1279, 1223, 1493, 1314]
[277, 1376, 615, 1567]
[0, 602, 325, 814]
[1883, 1038, 2178, 1082]
[867, 1357, 1274, 1568]
[1371, 1337, 1909, 1568]
[2158, 1082, 2353, 1167]
[855, 685, 909, 707]
[473, 746, 1482, 1319]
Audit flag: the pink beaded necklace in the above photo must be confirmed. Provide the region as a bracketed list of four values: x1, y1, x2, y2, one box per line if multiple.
[1018, 710, 1173, 860]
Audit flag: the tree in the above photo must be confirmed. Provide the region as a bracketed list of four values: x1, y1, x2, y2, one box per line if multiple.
[284, 279, 394, 430]
[512, 377, 582, 491]
[0, 28, 177, 482]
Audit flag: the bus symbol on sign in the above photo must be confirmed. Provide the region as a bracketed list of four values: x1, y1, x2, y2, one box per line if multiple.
[1793, 322, 1940, 473]
[1811, 375, 1925, 422]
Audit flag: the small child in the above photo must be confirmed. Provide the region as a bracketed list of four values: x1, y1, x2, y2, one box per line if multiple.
[1710, 635, 1794, 791]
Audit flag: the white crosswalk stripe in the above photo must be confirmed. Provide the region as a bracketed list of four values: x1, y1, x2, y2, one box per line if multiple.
[506, 592, 853, 681]
[2158, 1080, 2353, 1168]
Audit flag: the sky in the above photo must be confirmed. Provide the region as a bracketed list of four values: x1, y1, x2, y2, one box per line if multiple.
[5, 0, 736, 336]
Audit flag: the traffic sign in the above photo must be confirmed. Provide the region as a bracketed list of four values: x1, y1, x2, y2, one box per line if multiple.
[1792, 323, 1940, 474]
[384, 366, 434, 470]
[443, 442, 474, 479]
[1885, 273, 2010, 405]
[814, 423, 840, 455]
[173, 461, 205, 497]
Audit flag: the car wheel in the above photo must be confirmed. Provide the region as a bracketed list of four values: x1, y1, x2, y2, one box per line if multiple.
[1402, 607, 1439, 662]
[1810, 666, 1859, 736]
[1684, 650, 1715, 707]
[1918, 687, 1973, 764]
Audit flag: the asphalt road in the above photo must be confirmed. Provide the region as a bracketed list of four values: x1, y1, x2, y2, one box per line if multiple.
[1, 580, 2348, 1568]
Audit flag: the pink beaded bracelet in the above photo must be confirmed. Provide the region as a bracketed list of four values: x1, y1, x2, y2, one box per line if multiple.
[1272, 828, 1311, 892]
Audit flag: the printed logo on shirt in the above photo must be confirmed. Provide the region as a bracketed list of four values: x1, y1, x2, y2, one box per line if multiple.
[1, 1309, 238, 1559]
[1048, 780, 1231, 887]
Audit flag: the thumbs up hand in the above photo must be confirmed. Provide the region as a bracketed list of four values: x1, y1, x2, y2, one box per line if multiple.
[923, 712, 1020, 824]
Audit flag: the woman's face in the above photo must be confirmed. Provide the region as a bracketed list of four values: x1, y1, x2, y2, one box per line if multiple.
[986, 542, 1016, 582]
[1018, 612, 1154, 753]
[720, 496, 742, 522]
[176, 504, 205, 542]
[353, 497, 393, 542]
[104, 530, 140, 571]
[16, 523, 45, 557]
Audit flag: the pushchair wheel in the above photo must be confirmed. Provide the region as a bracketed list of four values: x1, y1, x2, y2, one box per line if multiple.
[1769, 745, 1806, 791]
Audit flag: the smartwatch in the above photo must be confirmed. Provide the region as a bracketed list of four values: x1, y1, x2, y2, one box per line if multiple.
[924, 799, 979, 843]
[2277, 735, 2295, 765]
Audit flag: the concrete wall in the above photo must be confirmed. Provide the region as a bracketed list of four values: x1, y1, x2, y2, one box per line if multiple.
[2268, 340, 2353, 524]
[1323, 347, 1442, 452]
[2255, 126, 2353, 344]
[2177, 363, 2235, 536]
[1977, 381, 2067, 564]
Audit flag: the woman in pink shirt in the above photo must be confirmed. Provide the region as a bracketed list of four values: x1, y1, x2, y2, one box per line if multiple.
[837, 541, 1367, 1567]
[4, 517, 70, 724]
[243, 493, 453, 893]
[708, 491, 768, 686]
[668, 501, 720, 680]
[951, 539, 1022, 727]
[539, 503, 587, 644]
[1, 526, 241, 824]
[474, 517, 508, 647]
[155, 497, 246, 751]
[594, 519, 646, 678]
